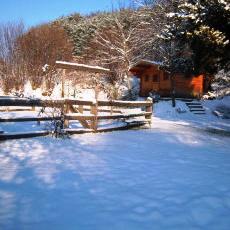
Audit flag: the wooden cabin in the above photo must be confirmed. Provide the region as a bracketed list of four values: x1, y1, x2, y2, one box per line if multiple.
[129, 60, 208, 98]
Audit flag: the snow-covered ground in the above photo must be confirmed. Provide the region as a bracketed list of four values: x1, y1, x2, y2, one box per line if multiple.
[1, 96, 230, 229]
[22, 81, 109, 100]
[1, 96, 230, 134]
[0, 122, 230, 230]
[153, 97, 230, 132]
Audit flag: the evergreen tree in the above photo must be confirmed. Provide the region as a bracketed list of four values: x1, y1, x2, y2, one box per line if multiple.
[163, 0, 230, 75]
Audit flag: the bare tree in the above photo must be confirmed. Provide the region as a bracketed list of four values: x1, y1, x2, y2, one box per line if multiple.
[0, 21, 25, 92]
[134, 0, 183, 106]
[132, 0, 176, 61]
[0, 21, 24, 63]
[86, 9, 140, 91]
[17, 23, 73, 90]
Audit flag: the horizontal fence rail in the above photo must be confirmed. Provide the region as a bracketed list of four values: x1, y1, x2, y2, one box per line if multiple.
[65, 112, 152, 121]
[0, 98, 152, 107]
[0, 117, 61, 123]
[0, 97, 153, 139]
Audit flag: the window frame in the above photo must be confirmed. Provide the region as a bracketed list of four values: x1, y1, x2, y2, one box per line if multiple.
[152, 74, 159, 82]
[144, 75, 149, 82]
[163, 72, 169, 81]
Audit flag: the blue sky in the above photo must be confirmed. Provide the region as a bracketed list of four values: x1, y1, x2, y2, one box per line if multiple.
[0, 0, 130, 27]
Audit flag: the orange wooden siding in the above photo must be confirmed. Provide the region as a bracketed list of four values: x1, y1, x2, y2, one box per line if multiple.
[138, 67, 204, 97]
[174, 74, 203, 97]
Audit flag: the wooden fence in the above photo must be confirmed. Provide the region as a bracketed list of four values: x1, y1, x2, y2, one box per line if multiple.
[0, 97, 153, 139]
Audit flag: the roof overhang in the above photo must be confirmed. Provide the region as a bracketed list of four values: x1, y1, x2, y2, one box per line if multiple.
[129, 59, 163, 77]
[55, 61, 112, 74]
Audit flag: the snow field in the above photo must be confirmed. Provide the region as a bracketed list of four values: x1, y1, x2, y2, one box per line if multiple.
[0, 92, 230, 229]
[153, 98, 230, 132]
[0, 123, 230, 229]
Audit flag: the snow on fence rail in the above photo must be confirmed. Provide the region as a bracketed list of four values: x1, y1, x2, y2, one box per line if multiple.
[0, 98, 153, 107]
[0, 98, 153, 139]
[55, 61, 112, 74]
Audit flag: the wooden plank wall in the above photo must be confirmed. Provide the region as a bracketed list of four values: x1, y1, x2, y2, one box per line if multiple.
[140, 66, 161, 96]
[174, 74, 203, 97]
[140, 66, 171, 96]
[139, 66, 204, 97]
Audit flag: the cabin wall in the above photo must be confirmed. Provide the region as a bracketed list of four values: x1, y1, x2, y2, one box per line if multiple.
[139, 67, 204, 97]
[139, 66, 162, 96]
[140, 67, 154, 96]
[139, 67, 170, 97]
[174, 74, 204, 97]
[158, 71, 171, 95]
[203, 75, 213, 93]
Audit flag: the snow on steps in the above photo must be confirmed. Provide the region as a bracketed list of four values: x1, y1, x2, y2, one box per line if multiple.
[186, 101, 206, 115]
[159, 98, 206, 115]
[160, 98, 193, 102]
[0, 125, 3, 134]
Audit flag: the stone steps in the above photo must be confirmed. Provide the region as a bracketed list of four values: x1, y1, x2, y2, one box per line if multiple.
[187, 102, 202, 105]
[189, 108, 205, 112]
[193, 112, 206, 115]
[186, 101, 206, 115]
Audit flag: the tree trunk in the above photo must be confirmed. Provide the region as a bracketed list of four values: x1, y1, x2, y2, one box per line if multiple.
[61, 70, 65, 98]
[170, 74, 176, 107]
[126, 70, 132, 91]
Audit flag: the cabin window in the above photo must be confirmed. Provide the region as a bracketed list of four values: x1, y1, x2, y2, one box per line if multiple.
[152, 75, 159, 82]
[144, 75, 149, 82]
[163, 72, 169, 81]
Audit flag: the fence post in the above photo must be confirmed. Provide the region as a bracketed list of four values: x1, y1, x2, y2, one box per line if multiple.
[90, 101, 98, 131]
[78, 105, 84, 113]
[110, 106, 113, 115]
[64, 101, 70, 128]
[145, 97, 153, 125]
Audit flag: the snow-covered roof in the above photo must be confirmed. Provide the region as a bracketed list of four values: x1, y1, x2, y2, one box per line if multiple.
[129, 59, 163, 76]
[129, 59, 163, 71]
[55, 61, 112, 74]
